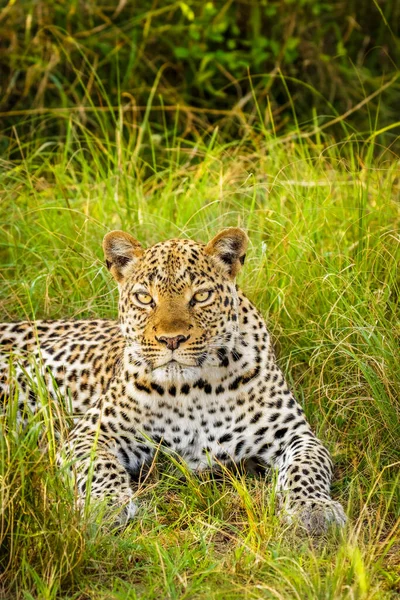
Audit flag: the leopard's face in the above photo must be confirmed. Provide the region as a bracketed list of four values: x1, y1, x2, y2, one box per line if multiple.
[103, 229, 248, 383]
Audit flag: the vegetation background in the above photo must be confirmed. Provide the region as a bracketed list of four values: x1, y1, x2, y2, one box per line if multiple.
[0, 1, 399, 598]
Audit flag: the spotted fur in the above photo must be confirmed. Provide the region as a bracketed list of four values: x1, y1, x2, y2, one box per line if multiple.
[0, 228, 346, 534]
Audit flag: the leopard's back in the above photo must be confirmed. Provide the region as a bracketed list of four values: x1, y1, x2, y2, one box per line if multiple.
[0, 319, 125, 416]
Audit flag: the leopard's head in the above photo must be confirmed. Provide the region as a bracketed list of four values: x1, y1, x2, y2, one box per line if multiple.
[103, 228, 248, 383]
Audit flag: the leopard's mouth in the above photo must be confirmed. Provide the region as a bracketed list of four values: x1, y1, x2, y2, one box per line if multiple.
[153, 358, 199, 370]
[149, 346, 224, 371]
[150, 358, 203, 385]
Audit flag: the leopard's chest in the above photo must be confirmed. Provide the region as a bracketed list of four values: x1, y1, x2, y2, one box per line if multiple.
[126, 383, 263, 469]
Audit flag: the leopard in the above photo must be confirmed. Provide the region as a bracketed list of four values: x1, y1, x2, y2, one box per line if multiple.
[0, 228, 347, 534]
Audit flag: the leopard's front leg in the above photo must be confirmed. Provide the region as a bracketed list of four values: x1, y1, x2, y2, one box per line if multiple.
[274, 430, 346, 534]
[253, 400, 346, 534]
[58, 395, 152, 523]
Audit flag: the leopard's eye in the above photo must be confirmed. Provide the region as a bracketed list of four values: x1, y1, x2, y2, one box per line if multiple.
[192, 290, 212, 303]
[134, 292, 153, 306]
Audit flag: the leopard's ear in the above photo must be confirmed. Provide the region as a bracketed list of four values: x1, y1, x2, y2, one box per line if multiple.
[205, 228, 248, 279]
[103, 230, 144, 282]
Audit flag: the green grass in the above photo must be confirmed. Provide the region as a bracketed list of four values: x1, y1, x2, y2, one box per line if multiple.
[0, 107, 399, 599]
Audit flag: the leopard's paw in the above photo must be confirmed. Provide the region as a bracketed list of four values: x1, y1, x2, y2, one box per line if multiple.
[282, 497, 347, 535]
[76, 490, 138, 526]
[118, 498, 138, 523]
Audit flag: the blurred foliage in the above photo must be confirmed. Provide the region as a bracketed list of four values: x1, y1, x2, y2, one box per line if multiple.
[0, 0, 399, 142]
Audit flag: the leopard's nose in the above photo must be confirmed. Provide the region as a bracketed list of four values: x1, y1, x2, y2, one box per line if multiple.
[156, 334, 190, 350]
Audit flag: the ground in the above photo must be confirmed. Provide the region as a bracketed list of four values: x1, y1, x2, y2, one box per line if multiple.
[0, 117, 399, 599]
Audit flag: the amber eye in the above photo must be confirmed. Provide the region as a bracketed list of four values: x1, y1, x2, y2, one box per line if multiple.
[134, 292, 153, 306]
[192, 290, 212, 303]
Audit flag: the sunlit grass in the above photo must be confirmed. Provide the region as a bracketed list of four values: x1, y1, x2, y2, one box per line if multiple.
[0, 103, 399, 598]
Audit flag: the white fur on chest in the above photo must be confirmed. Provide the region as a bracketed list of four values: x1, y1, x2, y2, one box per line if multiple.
[123, 374, 272, 468]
